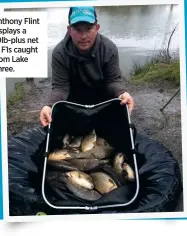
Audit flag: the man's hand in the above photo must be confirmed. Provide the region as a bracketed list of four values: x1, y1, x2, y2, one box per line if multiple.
[119, 92, 134, 113]
[40, 106, 52, 127]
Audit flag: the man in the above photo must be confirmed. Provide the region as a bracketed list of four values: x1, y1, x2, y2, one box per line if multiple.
[40, 6, 134, 126]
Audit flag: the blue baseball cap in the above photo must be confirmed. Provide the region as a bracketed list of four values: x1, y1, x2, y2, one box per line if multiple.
[69, 6, 97, 25]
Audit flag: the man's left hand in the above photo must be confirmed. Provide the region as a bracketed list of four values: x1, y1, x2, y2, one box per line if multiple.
[119, 92, 134, 113]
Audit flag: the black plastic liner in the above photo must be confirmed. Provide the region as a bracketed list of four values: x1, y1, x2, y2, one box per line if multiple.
[8, 100, 183, 216]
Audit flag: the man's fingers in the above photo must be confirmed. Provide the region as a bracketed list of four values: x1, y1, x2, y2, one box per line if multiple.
[120, 98, 128, 105]
[128, 102, 134, 113]
[44, 115, 52, 126]
[39, 106, 52, 127]
[42, 117, 48, 127]
[47, 113, 52, 123]
[128, 97, 134, 111]
[119, 92, 134, 113]
[40, 113, 50, 127]
[120, 99, 133, 112]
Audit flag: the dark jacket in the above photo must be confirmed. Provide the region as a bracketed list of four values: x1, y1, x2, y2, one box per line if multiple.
[48, 32, 127, 105]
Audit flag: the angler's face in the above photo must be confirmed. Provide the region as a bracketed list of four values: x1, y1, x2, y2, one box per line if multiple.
[68, 22, 100, 52]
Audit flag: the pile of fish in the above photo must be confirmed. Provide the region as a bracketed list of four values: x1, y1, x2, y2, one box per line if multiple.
[46, 130, 135, 202]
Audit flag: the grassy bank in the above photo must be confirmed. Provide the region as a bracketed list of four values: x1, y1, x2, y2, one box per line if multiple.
[7, 82, 25, 118]
[130, 51, 180, 86]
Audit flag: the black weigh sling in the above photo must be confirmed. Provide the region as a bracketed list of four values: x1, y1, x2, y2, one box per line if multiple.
[8, 99, 182, 215]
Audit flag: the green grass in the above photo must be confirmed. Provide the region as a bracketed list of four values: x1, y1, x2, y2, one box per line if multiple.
[131, 50, 180, 86]
[7, 82, 25, 116]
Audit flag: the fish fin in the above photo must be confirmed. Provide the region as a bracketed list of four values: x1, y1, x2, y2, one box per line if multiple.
[108, 178, 116, 185]
[78, 171, 81, 178]
[68, 172, 73, 179]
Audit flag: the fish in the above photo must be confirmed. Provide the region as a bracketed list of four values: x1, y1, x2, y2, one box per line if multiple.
[48, 149, 72, 161]
[69, 147, 80, 153]
[69, 145, 115, 160]
[81, 129, 97, 152]
[62, 146, 80, 153]
[90, 172, 118, 194]
[96, 137, 109, 146]
[101, 165, 127, 186]
[47, 159, 78, 171]
[63, 177, 102, 202]
[69, 136, 83, 148]
[68, 158, 110, 171]
[65, 170, 94, 190]
[113, 153, 125, 174]
[62, 134, 71, 148]
[122, 163, 135, 181]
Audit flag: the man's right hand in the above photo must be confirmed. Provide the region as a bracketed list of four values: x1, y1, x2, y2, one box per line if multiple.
[40, 106, 52, 127]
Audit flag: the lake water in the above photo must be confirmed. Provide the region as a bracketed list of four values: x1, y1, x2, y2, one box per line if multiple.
[5, 4, 180, 95]
[47, 5, 179, 78]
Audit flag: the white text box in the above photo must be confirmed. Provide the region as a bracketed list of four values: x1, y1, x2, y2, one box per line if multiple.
[0, 12, 48, 77]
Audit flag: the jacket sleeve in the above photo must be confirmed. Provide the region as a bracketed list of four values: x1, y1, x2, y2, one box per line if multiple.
[103, 44, 127, 98]
[48, 46, 70, 106]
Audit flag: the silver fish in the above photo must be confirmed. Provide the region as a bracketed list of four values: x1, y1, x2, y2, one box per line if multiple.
[68, 158, 109, 171]
[69, 136, 83, 148]
[48, 149, 72, 161]
[47, 159, 78, 171]
[122, 163, 135, 181]
[113, 153, 125, 174]
[65, 170, 94, 190]
[96, 137, 109, 146]
[62, 134, 71, 148]
[90, 172, 118, 194]
[63, 177, 101, 202]
[81, 130, 97, 152]
[70, 145, 115, 160]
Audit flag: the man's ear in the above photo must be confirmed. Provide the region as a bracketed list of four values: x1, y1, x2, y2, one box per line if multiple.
[96, 24, 100, 31]
[67, 25, 71, 34]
